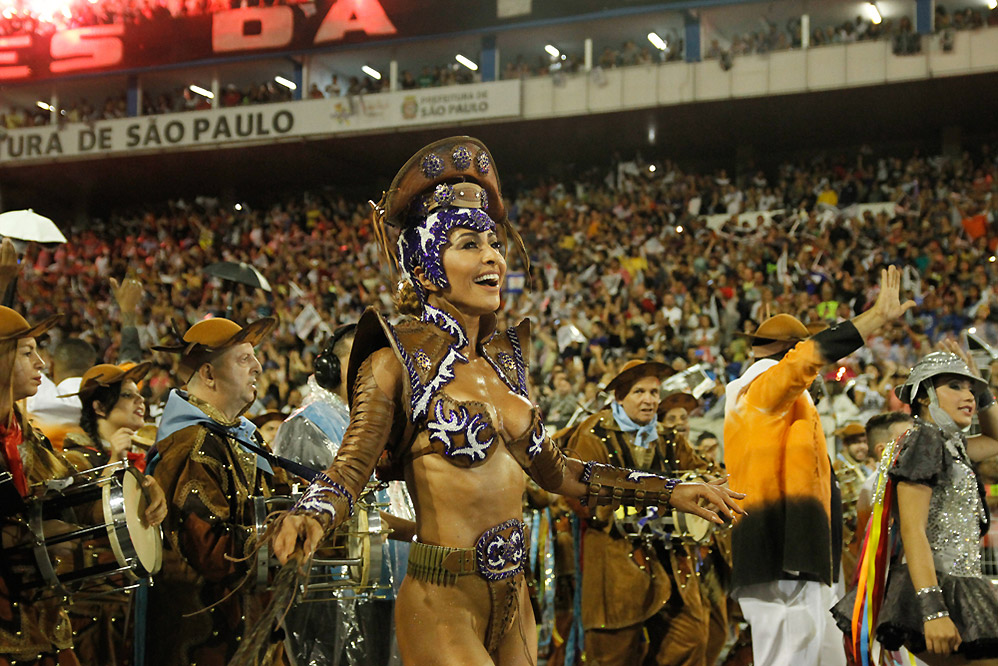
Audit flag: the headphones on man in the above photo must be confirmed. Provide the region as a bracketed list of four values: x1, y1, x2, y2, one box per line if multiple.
[314, 323, 357, 391]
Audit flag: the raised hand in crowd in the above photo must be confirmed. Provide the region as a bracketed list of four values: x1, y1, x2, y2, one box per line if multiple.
[111, 276, 144, 325]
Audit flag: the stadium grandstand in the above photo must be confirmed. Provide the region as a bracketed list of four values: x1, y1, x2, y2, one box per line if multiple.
[1, 1, 997, 665]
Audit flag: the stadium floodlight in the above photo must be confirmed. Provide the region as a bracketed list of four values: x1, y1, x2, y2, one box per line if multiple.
[455, 54, 478, 71]
[865, 2, 882, 24]
[544, 44, 560, 58]
[647, 32, 668, 51]
[362, 65, 382, 80]
[988, 0, 997, 9]
[189, 84, 214, 99]
[36, 101, 53, 111]
[274, 76, 297, 91]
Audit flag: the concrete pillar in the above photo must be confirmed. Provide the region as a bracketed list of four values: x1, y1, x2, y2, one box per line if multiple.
[292, 60, 303, 100]
[802, 14, 810, 49]
[916, 0, 934, 35]
[301, 55, 311, 97]
[684, 11, 701, 63]
[126, 74, 140, 116]
[584, 38, 593, 71]
[390, 59, 399, 91]
[480, 34, 497, 82]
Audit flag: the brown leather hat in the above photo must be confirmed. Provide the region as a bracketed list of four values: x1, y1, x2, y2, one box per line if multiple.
[834, 422, 866, 438]
[62, 361, 152, 399]
[153, 316, 277, 381]
[0, 306, 60, 342]
[743, 314, 811, 345]
[657, 391, 699, 419]
[377, 136, 505, 228]
[604, 359, 674, 395]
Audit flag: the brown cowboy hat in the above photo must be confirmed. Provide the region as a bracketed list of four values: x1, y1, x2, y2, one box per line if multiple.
[378, 136, 505, 228]
[604, 359, 674, 395]
[741, 314, 811, 345]
[61, 361, 152, 399]
[657, 391, 699, 419]
[153, 315, 277, 381]
[833, 422, 866, 439]
[0, 306, 61, 342]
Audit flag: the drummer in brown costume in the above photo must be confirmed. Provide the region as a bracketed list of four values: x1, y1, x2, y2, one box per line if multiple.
[265, 137, 745, 666]
[144, 315, 289, 666]
[0, 307, 78, 666]
[832, 422, 870, 585]
[565, 363, 717, 666]
[60, 363, 167, 666]
[659, 391, 733, 666]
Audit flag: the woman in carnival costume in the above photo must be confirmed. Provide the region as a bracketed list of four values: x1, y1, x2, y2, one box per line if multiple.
[833, 342, 998, 665]
[265, 137, 745, 665]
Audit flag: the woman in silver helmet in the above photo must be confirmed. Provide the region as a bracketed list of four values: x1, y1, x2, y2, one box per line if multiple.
[837, 341, 998, 664]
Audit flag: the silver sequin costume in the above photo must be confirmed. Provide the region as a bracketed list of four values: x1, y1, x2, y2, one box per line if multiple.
[832, 418, 998, 658]
[924, 429, 988, 577]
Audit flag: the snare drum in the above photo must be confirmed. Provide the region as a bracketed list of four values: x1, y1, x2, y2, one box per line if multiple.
[252, 484, 388, 598]
[6, 465, 162, 597]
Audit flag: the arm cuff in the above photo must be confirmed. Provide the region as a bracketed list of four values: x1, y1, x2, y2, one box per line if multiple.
[811, 321, 864, 363]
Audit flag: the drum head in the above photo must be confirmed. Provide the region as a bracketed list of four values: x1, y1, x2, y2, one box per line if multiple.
[676, 511, 713, 543]
[104, 469, 162, 576]
[347, 509, 371, 588]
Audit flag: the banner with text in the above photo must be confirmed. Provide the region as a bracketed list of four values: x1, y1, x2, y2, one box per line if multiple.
[0, 80, 521, 165]
[1, 0, 687, 83]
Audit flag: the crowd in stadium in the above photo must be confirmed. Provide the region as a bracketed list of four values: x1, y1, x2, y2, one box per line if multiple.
[10, 143, 997, 426]
[4, 3, 997, 130]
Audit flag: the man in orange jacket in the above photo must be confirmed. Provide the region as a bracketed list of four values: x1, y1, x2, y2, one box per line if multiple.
[724, 266, 914, 666]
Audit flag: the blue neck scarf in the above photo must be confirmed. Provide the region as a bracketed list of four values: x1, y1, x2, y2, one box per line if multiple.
[155, 390, 272, 473]
[610, 400, 658, 450]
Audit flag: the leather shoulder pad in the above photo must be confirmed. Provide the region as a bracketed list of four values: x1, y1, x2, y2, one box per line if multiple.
[481, 318, 530, 397]
[347, 308, 393, 410]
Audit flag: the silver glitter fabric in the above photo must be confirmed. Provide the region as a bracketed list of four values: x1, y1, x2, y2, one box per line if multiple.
[926, 433, 987, 576]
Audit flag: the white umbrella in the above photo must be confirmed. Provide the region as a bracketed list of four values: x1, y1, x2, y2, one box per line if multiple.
[0, 209, 67, 244]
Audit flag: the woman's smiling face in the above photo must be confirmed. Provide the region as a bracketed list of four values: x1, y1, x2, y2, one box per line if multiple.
[102, 379, 146, 431]
[437, 227, 506, 316]
[930, 374, 976, 429]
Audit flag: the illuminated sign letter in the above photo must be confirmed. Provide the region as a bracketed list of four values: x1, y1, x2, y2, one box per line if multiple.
[49, 26, 124, 74]
[0, 35, 32, 80]
[213, 7, 294, 53]
[314, 0, 397, 44]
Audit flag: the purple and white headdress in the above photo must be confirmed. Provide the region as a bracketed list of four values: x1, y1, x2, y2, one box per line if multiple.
[396, 182, 495, 294]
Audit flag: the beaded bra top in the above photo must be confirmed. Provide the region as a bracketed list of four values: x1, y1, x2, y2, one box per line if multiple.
[351, 303, 531, 477]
